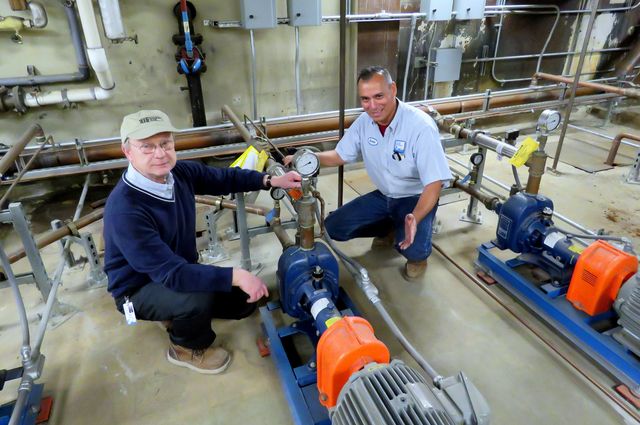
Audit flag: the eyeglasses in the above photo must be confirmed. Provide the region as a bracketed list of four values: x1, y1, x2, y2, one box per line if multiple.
[130, 140, 175, 155]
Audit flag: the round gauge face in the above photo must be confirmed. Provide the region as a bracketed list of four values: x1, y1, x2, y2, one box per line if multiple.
[294, 151, 320, 177]
[270, 187, 286, 201]
[470, 152, 484, 166]
[539, 110, 561, 132]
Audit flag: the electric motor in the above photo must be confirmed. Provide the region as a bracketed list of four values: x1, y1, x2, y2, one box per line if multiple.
[613, 273, 640, 356]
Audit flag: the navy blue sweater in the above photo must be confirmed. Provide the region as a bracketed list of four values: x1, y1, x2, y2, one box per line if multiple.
[103, 161, 265, 299]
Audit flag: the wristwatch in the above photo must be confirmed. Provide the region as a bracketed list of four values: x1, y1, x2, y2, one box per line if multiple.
[264, 175, 272, 189]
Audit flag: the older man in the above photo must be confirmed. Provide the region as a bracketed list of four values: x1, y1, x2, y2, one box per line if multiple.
[103, 110, 301, 374]
[287, 66, 451, 280]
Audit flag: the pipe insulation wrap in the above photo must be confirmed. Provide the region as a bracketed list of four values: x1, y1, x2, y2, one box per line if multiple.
[97, 0, 126, 40]
[86, 48, 115, 89]
[24, 87, 112, 106]
[76, 0, 102, 48]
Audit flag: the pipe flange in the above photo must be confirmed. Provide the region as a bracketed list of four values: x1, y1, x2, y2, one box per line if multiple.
[12, 86, 27, 114]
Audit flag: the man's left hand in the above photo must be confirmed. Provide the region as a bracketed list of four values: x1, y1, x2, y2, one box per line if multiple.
[399, 213, 417, 250]
[272, 171, 302, 189]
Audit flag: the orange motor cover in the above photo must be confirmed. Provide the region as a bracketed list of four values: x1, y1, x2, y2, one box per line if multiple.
[316, 316, 390, 408]
[566, 240, 638, 316]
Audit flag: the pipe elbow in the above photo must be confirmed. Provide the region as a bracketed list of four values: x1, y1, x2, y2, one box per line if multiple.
[28, 1, 48, 29]
[86, 48, 115, 90]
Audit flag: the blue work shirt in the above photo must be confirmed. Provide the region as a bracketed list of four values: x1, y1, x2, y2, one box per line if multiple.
[336, 100, 452, 198]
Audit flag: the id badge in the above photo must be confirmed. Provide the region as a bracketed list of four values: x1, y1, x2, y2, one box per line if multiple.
[123, 297, 137, 326]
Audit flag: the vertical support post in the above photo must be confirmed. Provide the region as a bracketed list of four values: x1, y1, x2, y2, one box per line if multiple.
[235, 192, 252, 271]
[9, 203, 51, 301]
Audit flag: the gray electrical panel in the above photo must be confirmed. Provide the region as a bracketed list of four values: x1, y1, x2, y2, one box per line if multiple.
[420, 0, 453, 21]
[287, 0, 322, 27]
[240, 0, 277, 29]
[453, 0, 485, 20]
[432, 48, 463, 82]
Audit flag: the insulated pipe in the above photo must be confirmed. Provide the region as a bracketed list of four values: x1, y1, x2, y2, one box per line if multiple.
[534, 72, 640, 99]
[97, 0, 126, 41]
[0, 123, 43, 177]
[606, 132, 640, 165]
[0, 2, 88, 87]
[76, 0, 115, 90]
[440, 121, 517, 158]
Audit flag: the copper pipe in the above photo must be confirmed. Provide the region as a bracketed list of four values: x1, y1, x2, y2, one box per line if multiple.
[534, 72, 640, 99]
[0, 123, 44, 177]
[524, 151, 548, 194]
[194, 195, 269, 216]
[605, 132, 640, 165]
[13, 88, 604, 174]
[194, 195, 295, 249]
[6, 207, 104, 264]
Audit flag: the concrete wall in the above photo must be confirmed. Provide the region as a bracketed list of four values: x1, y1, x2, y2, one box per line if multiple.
[0, 0, 353, 145]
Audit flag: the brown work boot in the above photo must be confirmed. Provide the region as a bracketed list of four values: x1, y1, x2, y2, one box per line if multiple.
[166, 342, 231, 374]
[371, 231, 395, 249]
[403, 259, 428, 281]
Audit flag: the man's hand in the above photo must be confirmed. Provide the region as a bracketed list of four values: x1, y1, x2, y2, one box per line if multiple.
[283, 155, 294, 166]
[232, 268, 269, 303]
[399, 213, 417, 250]
[272, 171, 302, 189]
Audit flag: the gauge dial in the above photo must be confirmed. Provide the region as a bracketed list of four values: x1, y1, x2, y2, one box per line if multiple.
[270, 187, 286, 201]
[470, 152, 484, 166]
[538, 110, 561, 134]
[293, 150, 320, 177]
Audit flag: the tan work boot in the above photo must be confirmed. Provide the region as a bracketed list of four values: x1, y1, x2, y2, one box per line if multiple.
[403, 259, 428, 281]
[167, 342, 231, 374]
[371, 231, 395, 249]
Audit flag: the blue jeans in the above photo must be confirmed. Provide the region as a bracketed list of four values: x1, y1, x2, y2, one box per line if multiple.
[325, 190, 438, 262]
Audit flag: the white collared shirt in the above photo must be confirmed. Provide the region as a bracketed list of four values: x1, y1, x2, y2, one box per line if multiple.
[335, 99, 452, 198]
[123, 163, 175, 201]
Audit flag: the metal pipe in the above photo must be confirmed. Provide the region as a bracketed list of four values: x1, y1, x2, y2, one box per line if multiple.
[235, 193, 252, 271]
[0, 136, 50, 207]
[616, 39, 640, 79]
[535, 72, 640, 98]
[524, 150, 547, 194]
[294, 26, 302, 115]
[464, 47, 630, 64]
[337, 0, 346, 207]
[491, 4, 561, 84]
[249, 29, 258, 120]
[550, 0, 599, 171]
[606, 132, 640, 165]
[6, 208, 104, 265]
[452, 177, 501, 210]
[401, 14, 417, 101]
[423, 21, 437, 100]
[221, 104, 253, 144]
[0, 244, 30, 353]
[567, 123, 640, 150]
[195, 195, 269, 216]
[0, 123, 43, 177]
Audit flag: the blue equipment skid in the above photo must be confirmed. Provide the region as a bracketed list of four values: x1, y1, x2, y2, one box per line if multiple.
[477, 242, 640, 392]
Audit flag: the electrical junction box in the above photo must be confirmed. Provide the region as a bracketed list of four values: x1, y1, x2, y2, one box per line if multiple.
[240, 0, 277, 29]
[420, 0, 454, 21]
[432, 48, 463, 83]
[287, 0, 322, 27]
[453, 0, 485, 20]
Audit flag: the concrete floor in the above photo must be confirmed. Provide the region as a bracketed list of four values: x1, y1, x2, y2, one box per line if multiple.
[1, 109, 640, 424]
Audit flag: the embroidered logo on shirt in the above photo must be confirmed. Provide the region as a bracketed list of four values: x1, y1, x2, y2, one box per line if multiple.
[368, 137, 378, 146]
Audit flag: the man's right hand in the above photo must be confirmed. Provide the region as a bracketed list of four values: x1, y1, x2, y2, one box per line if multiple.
[283, 154, 293, 166]
[232, 268, 269, 303]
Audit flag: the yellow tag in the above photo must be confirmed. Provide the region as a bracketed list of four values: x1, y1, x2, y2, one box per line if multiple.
[230, 146, 262, 170]
[568, 245, 584, 254]
[256, 150, 269, 172]
[325, 317, 341, 329]
[509, 137, 539, 167]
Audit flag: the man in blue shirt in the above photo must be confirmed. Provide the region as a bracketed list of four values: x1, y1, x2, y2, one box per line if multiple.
[287, 66, 451, 280]
[104, 110, 301, 374]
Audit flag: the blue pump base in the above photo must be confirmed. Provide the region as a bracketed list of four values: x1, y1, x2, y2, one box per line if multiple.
[260, 288, 359, 425]
[0, 384, 44, 425]
[477, 242, 640, 394]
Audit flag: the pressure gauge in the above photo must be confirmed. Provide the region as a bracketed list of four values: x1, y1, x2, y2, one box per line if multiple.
[292, 149, 320, 177]
[270, 187, 286, 201]
[470, 152, 484, 166]
[537, 110, 561, 134]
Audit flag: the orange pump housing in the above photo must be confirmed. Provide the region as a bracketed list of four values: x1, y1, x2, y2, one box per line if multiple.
[316, 316, 390, 408]
[566, 240, 638, 316]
